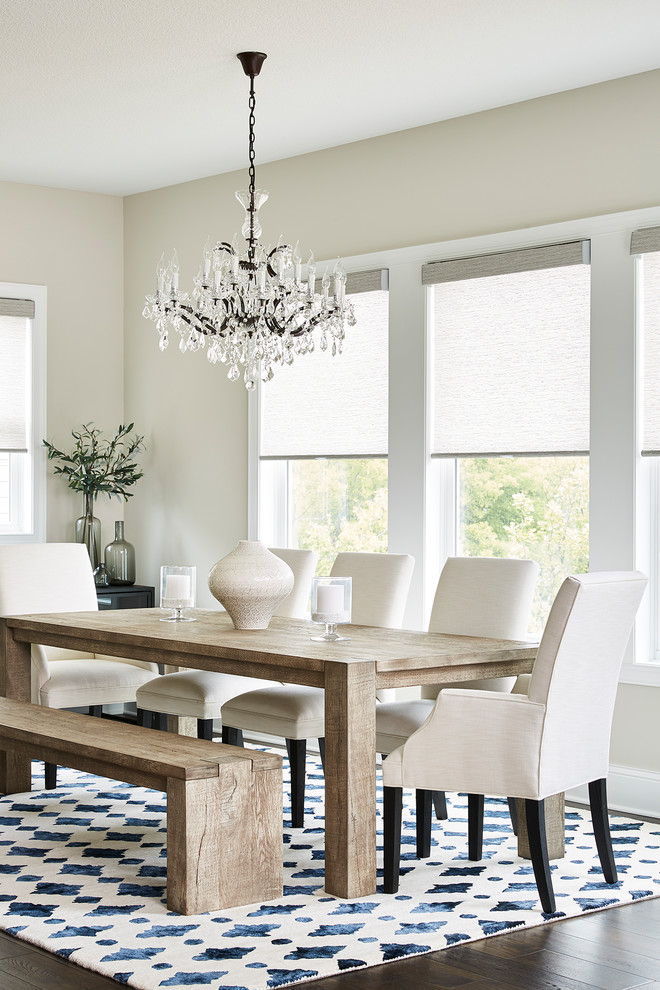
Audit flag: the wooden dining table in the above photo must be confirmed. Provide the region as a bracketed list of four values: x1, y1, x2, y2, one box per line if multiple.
[0, 608, 537, 900]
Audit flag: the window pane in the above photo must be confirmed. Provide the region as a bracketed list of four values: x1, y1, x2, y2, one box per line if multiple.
[289, 458, 388, 575]
[457, 456, 589, 634]
[0, 453, 9, 524]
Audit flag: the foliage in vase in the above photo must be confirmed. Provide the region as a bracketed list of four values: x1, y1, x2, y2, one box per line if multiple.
[43, 423, 145, 501]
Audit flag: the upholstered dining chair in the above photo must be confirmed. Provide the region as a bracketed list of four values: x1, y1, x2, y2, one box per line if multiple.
[0, 543, 161, 788]
[381, 570, 647, 913]
[135, 547, 318, 740]
[375, 555, 538, 843]
[221, 550, 416, 826]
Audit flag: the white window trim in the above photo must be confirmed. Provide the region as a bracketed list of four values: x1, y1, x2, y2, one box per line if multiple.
[0, 282, 46, 544]
[249, 205, 660, 681]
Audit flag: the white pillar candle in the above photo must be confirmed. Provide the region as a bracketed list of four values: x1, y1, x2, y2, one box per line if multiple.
[164, 574, 191, 601]
[316, 583, 344, 614]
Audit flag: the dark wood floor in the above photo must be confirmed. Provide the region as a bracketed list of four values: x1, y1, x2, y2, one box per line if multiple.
[0, 892, 657, 989]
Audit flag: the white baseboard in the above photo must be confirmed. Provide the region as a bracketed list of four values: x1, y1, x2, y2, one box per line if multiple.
[567, 764, 660, 819]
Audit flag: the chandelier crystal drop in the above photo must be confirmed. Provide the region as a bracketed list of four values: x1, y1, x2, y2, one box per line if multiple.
[142, 51, 355, 390]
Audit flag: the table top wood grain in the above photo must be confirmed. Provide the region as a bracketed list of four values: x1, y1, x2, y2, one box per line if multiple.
[4, 609, 537, 687]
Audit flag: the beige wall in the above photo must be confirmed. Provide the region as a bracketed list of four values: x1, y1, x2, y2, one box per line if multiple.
[0, 180, 124, 546]
[129, 68, 660, 775]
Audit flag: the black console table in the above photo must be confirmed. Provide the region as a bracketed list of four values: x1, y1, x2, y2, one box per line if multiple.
[96, 584, 155, 610]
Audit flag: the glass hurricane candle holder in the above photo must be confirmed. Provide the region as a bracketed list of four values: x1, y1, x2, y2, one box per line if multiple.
[310, 576, 352, 642]
[160, 565, 196, 622]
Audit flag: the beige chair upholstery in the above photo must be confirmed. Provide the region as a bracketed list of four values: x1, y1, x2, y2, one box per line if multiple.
[382, 570, 648, 912]
[270, 548, 318, 618]
[0, 543, 159, 710]
[0, 542, 160, 789]
[376, 556, 539, 755]
[135, 547, 318, 736]
[221, 550, 415, 825]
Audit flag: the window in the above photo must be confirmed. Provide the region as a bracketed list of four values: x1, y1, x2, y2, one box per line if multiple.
[632, 227, 660, 663]
[0, 285, 46, 542]
[249, 206, 660, 680]
[426, 243, 591, 633]
[258, 271, 388, 573]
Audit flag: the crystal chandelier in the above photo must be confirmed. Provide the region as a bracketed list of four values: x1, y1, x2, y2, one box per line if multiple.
[143, 51, 355, 390]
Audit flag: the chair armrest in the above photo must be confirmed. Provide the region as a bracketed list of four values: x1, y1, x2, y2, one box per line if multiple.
[383, 688, 547, 800]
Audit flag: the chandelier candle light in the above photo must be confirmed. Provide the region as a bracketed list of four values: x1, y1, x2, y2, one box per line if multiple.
[143, 52, 355, 390]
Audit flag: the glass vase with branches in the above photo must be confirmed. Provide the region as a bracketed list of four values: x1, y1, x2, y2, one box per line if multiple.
[43, 423, 145, 570]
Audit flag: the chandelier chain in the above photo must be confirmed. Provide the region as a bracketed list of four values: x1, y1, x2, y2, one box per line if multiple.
[247, 74, 257, 261]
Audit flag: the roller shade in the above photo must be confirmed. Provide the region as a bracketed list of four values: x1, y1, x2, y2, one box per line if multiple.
[430, 243, 590, 457]
[0, 307, 31, 453]
[260, 272, 389, 459]
[634, 236, 660, 455]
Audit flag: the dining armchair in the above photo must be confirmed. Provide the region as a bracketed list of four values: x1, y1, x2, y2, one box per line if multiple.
[135, 547, 318, 740]
[221, 550, 415, 826]
[381, 570, 648, 913]
[375, 555, 538, 840]
[0, 543, 160, 788]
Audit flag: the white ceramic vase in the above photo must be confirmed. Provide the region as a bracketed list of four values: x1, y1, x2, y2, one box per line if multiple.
[208, 540, 294, 630]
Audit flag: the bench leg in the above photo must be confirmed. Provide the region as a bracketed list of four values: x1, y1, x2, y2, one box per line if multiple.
[0, 749, 32, 796]
[0, 629, 31, 796]
[166, 762, 282, 914]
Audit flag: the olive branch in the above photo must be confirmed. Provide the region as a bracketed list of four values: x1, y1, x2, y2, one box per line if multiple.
[43, 423, 144, 501]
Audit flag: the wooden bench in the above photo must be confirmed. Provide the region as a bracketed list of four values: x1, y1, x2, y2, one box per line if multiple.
[0, 698, 283, 915]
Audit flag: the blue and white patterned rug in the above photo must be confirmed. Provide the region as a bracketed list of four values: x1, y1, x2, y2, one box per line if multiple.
[0, 755, 657, 990]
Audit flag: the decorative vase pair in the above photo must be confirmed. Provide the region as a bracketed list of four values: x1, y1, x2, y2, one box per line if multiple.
[75, 495, 135, 586]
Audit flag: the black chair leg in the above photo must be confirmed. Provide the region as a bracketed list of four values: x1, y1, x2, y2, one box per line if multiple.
[222, 726, 244, 747]
[383, 786, 403, 893]
[433, 790, 448, 820]
[318, 737, 326, 773]
[153, 712, 168, 732]
[508, 796, 519, 835]
[524, 798, 556, 913]
[416, 789, 432, 858]
[589, 778, 617, 883]
[48, 699, 102, 789]
[286, 738, 307, 828]
[197, 718, 214, 741]
[136, 707, 151, 728]
[467, 793, 484, 860]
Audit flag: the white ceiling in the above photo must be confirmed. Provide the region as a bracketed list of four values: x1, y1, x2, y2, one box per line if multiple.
[3, 0, 660, 197]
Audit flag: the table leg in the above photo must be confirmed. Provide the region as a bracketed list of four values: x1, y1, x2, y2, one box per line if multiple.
[0, 620, 32, 795]
[323, 660, 377, 898]
[167, 714, 197, 737]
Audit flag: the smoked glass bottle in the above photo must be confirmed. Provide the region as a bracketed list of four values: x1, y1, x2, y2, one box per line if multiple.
[104, 520, 136, 586]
